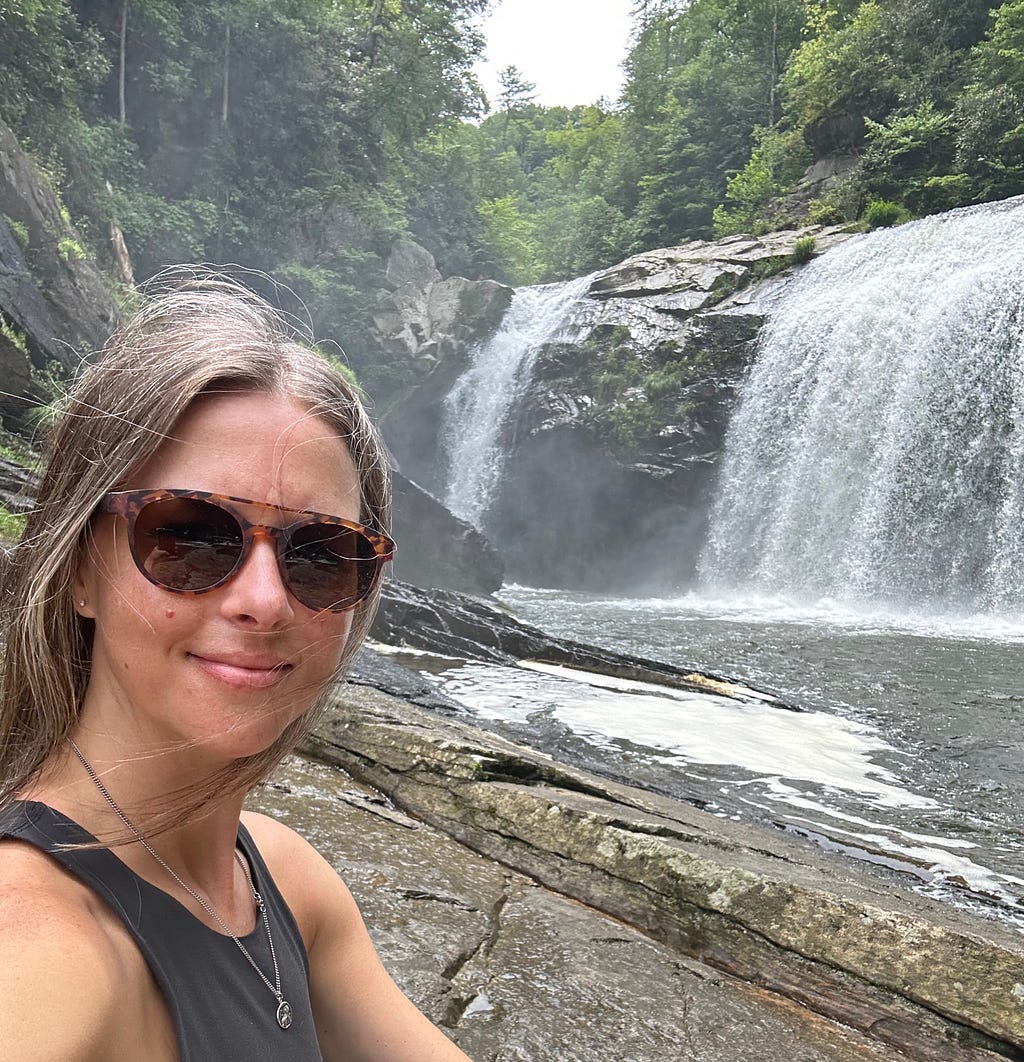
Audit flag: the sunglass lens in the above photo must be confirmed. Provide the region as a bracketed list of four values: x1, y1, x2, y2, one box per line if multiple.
[285, 523, 379, 611]
[134, 498, 244, 591]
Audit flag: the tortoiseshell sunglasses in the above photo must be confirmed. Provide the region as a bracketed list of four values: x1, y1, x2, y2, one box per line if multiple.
[99, 489, 396, 612]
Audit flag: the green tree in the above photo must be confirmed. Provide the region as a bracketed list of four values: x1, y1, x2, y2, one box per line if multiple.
[951, 0, 1024, 200]
[621, 0, 807, 243]
[476, 194, 541, 282]
[496, 64, 537, 113]
[713, 126, 811, 235]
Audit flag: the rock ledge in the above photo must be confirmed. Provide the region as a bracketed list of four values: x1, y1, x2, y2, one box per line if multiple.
[306, 682, 1024, 1061]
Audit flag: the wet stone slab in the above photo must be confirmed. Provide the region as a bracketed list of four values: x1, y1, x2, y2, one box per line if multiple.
[248, 755, 896, 1062]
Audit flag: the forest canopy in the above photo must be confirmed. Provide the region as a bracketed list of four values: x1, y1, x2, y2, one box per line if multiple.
[1, 0, 1022, 393]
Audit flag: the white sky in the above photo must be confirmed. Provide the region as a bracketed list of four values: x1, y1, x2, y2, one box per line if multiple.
[473, 0, 635, 112]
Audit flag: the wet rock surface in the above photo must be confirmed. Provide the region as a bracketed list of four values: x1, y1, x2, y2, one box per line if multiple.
[251, 754, 897, 1062]
[585, 227, 852, 316]
[370, 579, 791, 707]
[299, 670, 1024, 1061]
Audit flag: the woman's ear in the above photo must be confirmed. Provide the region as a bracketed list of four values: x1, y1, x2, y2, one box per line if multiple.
[72, 547, 98, 620]
[72, 582, 95, 619]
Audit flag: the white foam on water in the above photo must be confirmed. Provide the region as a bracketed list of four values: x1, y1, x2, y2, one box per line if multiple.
[783, 814, 1024, 904]
[748, 785, 963, 844]
[520, 659, 777, 703]
[435, 660, 930, 807]
[366, 641, 435, 657]
[507, 587, 1024, 644]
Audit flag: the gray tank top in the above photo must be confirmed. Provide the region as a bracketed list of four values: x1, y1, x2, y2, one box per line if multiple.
[0, 800, 324, 1061]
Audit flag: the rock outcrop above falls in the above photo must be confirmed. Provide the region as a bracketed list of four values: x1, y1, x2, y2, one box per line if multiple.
[494, 227, 855, 587]
[373, 238, 512, 375]
[0, 118, 119, 429]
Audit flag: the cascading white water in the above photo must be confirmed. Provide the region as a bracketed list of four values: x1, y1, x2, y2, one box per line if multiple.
[700, 196, 1024, 613]
[442, 275, 594, 529]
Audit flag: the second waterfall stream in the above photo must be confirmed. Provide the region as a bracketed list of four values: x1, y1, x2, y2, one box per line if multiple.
[440, 274, 594, 530]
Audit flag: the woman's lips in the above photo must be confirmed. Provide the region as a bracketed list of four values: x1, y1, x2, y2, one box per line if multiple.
[189, 653, 293, 689]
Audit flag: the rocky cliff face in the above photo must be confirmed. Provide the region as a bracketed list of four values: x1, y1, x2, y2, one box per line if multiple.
[0, 119, 119, 430]
[373, 238, 512, 376]
[385, 226, 852, 590]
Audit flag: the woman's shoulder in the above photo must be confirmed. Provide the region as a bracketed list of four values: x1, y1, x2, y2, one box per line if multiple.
[0, 839, 138, 1060]
[239, 810, 362, 947]
[239, 809, 328, 877]
[0, 834, 112, 942]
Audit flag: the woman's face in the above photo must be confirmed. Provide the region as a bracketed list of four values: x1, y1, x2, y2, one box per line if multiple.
[74, 391, 361, 765]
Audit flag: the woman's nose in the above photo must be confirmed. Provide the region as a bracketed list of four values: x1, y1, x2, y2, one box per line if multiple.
[219, 531, 294, 627]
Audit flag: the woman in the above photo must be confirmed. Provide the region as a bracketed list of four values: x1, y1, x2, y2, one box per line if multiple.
[0, 276, 473, 1061]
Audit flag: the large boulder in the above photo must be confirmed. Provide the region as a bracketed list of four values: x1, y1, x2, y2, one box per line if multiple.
[389, 471, 503, 596]
[766, 155, 863, 229]
[373, 238, 512, 376]
[0, 118, 119, 428]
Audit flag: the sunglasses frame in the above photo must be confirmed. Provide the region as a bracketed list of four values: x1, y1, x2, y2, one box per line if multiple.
[98, 488, 396, 612]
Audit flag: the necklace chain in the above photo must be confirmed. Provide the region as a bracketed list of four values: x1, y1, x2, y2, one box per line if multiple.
[69, 740, 293, 1030]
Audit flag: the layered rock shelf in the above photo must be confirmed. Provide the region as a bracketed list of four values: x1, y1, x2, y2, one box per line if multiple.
[302, 660, 1024, 1061]
[252, 753, 895, 1062]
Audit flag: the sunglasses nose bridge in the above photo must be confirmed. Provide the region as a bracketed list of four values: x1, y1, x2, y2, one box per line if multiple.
[245, 523, 286, 565]
[226, 521, 298, 613]
[245, 522, 296, 591]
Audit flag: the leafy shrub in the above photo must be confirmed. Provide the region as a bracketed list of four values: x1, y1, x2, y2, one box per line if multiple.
[314, 345, 362, 395]
[792, 236, 817, 263]
[863, 199, 910, 229]
[3, 215, 30, 249]
[0, 318, 29, 354]
[0, 506, 27, 542]
[713, 126, 811, 237]
[58, 236, 85, 262]
[752, 255, 791, 280]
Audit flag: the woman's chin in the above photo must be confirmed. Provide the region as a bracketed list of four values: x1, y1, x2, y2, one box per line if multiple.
[183, 708, 304, 766]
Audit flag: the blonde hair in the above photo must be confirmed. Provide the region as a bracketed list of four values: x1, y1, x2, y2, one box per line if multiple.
[0, 272, 391, 829]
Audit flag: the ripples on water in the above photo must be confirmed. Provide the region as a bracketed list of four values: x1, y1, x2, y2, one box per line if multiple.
[397, 586, 1024, 929]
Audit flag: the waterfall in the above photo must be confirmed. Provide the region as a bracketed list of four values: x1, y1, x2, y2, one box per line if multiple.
[441, 275, 594, 529]
[700, 196, 1024, 613]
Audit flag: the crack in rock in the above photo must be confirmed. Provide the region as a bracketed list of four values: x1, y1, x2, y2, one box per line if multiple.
[398, 888, 479, 911]
[438, 878, 513, 1028]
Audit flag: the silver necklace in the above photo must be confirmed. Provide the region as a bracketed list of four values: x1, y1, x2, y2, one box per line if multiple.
[69, 740, 293, 1030]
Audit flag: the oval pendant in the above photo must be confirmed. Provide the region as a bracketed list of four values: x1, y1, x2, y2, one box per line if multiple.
[277, 1000, 293, 1029]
